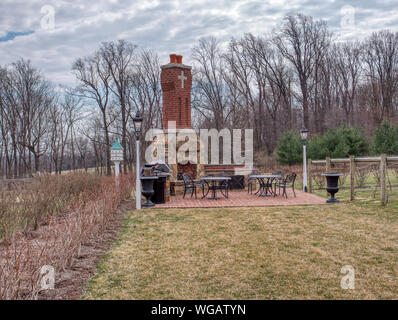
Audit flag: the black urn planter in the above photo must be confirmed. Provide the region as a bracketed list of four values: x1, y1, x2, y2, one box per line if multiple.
[322, 173, 344, 203]
[140, 176, 158, 208]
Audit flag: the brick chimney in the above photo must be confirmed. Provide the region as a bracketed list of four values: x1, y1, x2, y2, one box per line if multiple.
[161, 54, 192, 129]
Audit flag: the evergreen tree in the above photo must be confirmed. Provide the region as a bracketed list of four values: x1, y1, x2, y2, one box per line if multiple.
[307, 125, 369, 160]
[276, 130, 303, 165]
[373, 121, 398, 155]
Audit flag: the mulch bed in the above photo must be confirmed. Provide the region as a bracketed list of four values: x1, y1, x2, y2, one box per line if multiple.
[38, 199, 135, 300]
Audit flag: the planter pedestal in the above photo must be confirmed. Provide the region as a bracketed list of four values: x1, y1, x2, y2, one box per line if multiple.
[322, 173, 343, 203]
[140, 176, 159, 208]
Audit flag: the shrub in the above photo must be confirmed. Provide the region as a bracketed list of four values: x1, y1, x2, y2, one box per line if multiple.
[276, 130, 303, 165]
[373, 121, 398, 155]
[308, 125, 369, 160]
[0, 173, 134, 300]
[307, 135, 327, 160]
[0, 172, 105, 242]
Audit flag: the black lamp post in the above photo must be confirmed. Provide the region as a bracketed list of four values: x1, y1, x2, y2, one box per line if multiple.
[133, 112, 143, 210]
[133, 112, 143, 139]
[300, 127, 309, 192]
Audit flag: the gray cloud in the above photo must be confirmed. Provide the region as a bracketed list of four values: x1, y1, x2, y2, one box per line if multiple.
[0, 0, 397, 86]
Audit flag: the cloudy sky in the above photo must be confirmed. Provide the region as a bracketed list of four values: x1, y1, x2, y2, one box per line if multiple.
[0, 0, 397, 86]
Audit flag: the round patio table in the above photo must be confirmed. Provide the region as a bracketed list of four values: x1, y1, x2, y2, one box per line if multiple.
[249, 174, 282, 197]
[200, 176, 231, 200]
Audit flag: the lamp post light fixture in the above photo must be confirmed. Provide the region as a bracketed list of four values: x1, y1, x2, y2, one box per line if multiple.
[300, 127, 309, 192]
[133, 111, 143, 210]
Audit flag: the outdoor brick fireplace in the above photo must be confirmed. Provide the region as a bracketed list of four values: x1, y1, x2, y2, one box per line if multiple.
[159, 54, 247, 196]
[161, 54, 203, 195]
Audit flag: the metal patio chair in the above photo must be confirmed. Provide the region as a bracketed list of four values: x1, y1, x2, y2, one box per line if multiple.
[247, 170, 261, 194]
[215, 178, 229, 198]
[275, 173, 297, 198]
[182, 173, 208, 199]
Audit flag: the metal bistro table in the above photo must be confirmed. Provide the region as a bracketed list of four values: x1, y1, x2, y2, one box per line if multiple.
[249, 174, 282, 197]
[200, 176, 231, 200]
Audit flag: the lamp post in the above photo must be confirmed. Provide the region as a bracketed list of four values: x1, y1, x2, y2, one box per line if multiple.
[110, 139, 123, 187]
[300, 127, 309, 192]
[133, 112, 143, 210]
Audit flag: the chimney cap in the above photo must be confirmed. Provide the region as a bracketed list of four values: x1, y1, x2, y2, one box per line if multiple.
[170, 54, 177, 64]
[162, 53, 192, 70]
[176, 55, 183, 64]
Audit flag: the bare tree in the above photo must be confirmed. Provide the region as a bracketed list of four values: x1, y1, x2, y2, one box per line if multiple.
[49, 92, 82, 173]
[100, 40, 137, 173]
[8, 60, 54, 175]
[332, 42, 362, 125]
[127, 50, 162, 167]
[273, 14, 331, 130]
[362, 30, 398, 127]
[222, 34, 294, 153]
[192, 37, 231, 130]
[73, 53, 113, 175]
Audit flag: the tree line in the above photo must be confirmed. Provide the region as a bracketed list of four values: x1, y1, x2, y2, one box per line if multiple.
[277, 121, 398, 165]
[0, 45, 162, 178]
[192, 14, 398, 154]
[1, 13, 398, 177]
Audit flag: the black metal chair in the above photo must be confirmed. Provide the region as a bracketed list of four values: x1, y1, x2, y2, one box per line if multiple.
[182, 173, 208, 199]
[216, 179, 229, 198]
[275, 173, 297, 198]
[248, 170, 261, 194]
[271, 171, 284, 195]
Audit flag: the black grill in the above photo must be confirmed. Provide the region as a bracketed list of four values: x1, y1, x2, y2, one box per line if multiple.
[141, 162, 171, 204]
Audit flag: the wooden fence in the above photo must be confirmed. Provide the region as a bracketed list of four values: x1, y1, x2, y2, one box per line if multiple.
[308, 155, 398, 205]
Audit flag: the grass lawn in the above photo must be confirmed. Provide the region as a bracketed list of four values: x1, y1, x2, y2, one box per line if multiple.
[85, 199, 398, 300]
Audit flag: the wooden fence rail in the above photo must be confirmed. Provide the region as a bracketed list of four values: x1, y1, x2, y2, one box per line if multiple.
[308, 154, 398, 205]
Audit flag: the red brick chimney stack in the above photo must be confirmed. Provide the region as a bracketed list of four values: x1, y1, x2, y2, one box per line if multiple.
[170, 54, 177, 64]
[161, 54, 192, 129]
[176, 55, 183, 64]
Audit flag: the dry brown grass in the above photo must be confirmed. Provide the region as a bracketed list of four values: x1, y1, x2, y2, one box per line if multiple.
[0, 173, 134, 300]
[85, 203, 398, 300]
[0, 173, 105, 242]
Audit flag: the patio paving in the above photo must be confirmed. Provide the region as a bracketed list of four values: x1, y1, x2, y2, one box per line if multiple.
[155, 189, 326, 209]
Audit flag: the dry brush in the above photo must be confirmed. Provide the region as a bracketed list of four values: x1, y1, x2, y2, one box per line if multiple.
[0, 172, 134, 300]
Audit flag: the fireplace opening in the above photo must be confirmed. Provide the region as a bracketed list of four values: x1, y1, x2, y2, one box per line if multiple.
[177, 162, 197, 180]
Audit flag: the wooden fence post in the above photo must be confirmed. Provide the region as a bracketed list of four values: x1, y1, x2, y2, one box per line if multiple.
[326, 157, 331, 172]
[350, 155, 355, 201]
[308, 159, 312, 193]
[380, 154, 387, 205]
[325, 157, 331, 197]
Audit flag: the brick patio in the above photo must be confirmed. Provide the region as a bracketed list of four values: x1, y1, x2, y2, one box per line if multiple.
[155, 189, 326, 209]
